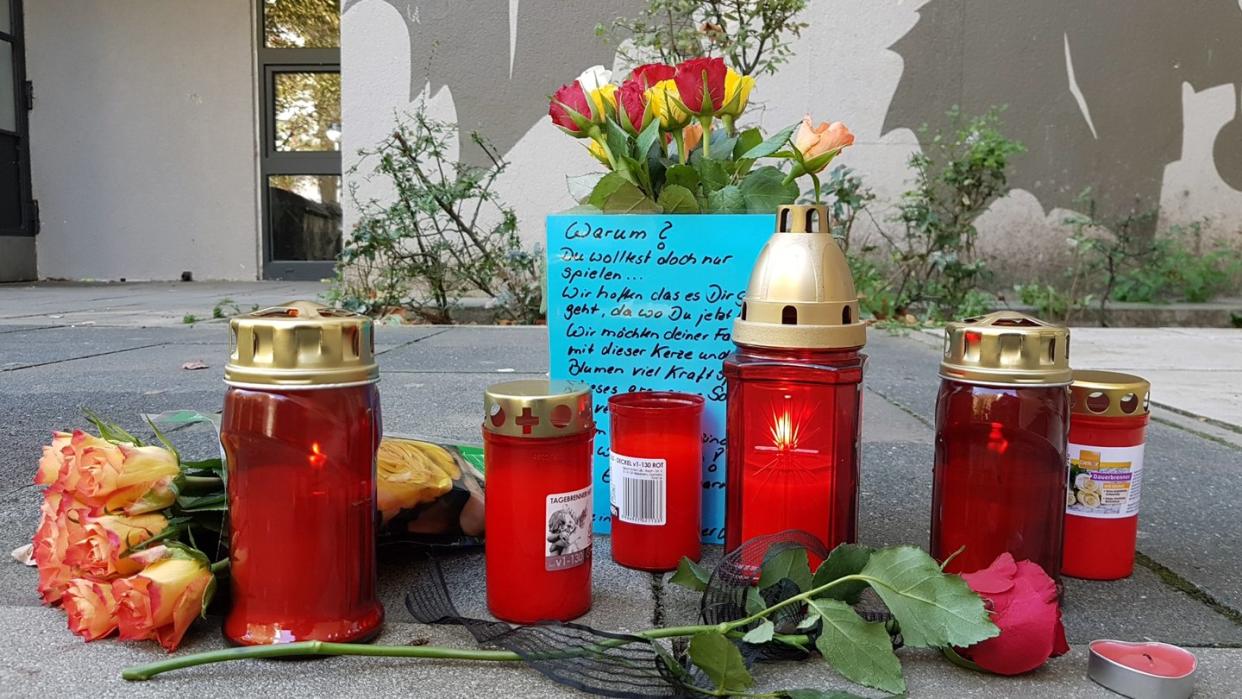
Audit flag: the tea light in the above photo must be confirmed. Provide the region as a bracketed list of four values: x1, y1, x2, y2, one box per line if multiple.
[1088, 640, 1197, 699]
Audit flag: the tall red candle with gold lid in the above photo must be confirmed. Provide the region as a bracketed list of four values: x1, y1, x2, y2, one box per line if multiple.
[723, 204, 868, 555]
[930, 311, 1071, 580]
[220, 301, 383, 645]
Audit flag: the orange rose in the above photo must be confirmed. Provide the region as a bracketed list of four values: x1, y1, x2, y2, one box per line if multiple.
[54, 431, 179, 514]
[36, 431, 73, 486]
[792, 115, 855, 173]
[33, 491, 95, 604]
[63, 513, 167, 580]
[63, 577, 120, 641]
[682, 121, 704, 156]
[114, 549, 214, 652]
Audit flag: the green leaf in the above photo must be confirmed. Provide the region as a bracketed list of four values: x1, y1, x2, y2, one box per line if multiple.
[858, 545, 999, 648]
[180, 458, 224, 474]
[781, 689, 870, 699]
[587, 172, 629, 209]
[635, 118, 661, 159]
[83, 408, 143, 446]
[688, 632, 754, 693]
[742, 123, 798, 160]
[742, 619, 775, 644]
[734, 128, 764, 159]
[694, 158, 731, 192]
[664, 163, 700, 191]
[744, 586, 767, 615]
[145, 415, 181, 461]
[605, 119, 630, 160]
[669, 557, 711, 592]
[603, 183, 661, 213]
[812, 544, 874, 604]
[759, 547, 813, 592]
[201, 574, 217, 619]
[705, 185, 746, 213]
[177, 493, 228, 512]
[739, 166, 799, 213]
[809, 598, 906, 695]
[657, 184, 700, 213]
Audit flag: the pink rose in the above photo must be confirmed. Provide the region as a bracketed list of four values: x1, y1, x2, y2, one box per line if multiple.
[956, 553, 1070, 675]
[793, 116, 855, 171]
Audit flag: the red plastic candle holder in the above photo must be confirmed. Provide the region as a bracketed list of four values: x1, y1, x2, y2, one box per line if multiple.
[483, 380, 594, 623]
[723, 204, 868, 555]
[930, 312, 1071, 580]
[608, 391, 704, 572]
[1062, 371, 1151, 580]
[220, 302, 384, 645]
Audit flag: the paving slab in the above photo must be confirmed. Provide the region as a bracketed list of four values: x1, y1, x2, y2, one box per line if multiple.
[380, 326, 549, 375]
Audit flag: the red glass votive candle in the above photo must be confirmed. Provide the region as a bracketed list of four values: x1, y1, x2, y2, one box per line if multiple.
[1062, 371, 1151, 580]
[483, 380, 594, 623]
[930, 312, 1071, 580]
[722, 204, 868, 557]
[608, 391, 704, 571]
[220, 302, 384, 645]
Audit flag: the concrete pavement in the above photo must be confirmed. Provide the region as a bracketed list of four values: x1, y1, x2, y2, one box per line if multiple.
[2, 283, 1241, 698]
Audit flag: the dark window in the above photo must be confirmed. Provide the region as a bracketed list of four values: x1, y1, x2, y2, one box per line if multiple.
[0, 0, 34, 237]
[259, 0, 340, 279]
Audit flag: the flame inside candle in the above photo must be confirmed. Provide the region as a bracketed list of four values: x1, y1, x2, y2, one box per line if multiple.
[770, 399, 801, 451]
[308, 441, 327, 469]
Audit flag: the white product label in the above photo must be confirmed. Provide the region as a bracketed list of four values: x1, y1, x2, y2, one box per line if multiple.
[1066, 442, 1144, 519]
[609, 451, 667, 526]
[545, 485, 592, 571]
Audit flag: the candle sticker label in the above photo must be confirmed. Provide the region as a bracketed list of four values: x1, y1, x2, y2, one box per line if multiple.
[609, 451, 667, 526]
[1066, 442, 1144, 519]
[545, 485, 592, 571]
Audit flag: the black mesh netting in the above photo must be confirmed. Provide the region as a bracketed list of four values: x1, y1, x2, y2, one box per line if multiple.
[404, 530, 900, 698]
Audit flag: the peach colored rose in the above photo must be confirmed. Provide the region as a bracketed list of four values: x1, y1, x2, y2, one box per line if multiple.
[54, 431, 179, 514]
[682, 121, 704, 156]
[64, 513, 167, 580]
[63, 577, 120, 641]
[114, 550, 214, 652]
[35, 431, 73, 486]
[33, 491, 95, 604]
[793, 116, 855, 172]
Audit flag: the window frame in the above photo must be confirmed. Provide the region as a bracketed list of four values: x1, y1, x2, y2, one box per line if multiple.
[257, 0, 341, 280]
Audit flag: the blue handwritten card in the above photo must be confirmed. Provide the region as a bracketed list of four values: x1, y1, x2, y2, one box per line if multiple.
[546, 213, 774, 542]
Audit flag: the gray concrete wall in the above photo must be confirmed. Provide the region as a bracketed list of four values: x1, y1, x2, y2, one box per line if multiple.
[342, 0, 1242, 283]
[25, 0, 261, 281]
[0, 236, 36, 281]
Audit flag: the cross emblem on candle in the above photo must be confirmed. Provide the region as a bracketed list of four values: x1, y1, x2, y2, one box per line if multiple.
[515, 406, 541, 434]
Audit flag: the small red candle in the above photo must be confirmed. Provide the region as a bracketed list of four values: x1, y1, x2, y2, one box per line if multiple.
[1089, 640, 1197, 699]
[722, 204, 868, 556]
[930, 312, 1071, 580]
[1062, 371, 1151, 580]
[483, 380, 594, 623]
[220, 302, 384, 645]
[608, 391, 704, 572]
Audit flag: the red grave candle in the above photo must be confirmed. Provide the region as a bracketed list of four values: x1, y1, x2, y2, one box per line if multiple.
[608, 391, 704, 571]
[723, 204, 868, 556]
[930, 312, 1071, 580]
[220, 302, 384, 645]
[483, 380, 594, 623]
[1062, 371, 1151, 580]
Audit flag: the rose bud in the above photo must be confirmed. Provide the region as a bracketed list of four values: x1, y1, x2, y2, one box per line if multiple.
[549, 80, 594, 137]
[63, 577, 120, 641]
[682, 121, 704, 156]
[673, 57, 728, 115]
[792, 116, 855, 175]
[629, 63, 675, 90]
[646, 80, 691, 131]
[719, 68, 755, 120]
[955, 552, 1070, 675]
[114, 547, 215, 652]
[616, 80, 653, 136]
[35, 431, 73, 486]
[63, 513, 168, 580]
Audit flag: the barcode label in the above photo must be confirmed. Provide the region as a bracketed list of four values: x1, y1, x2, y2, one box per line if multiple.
[610, 452, 667, 526]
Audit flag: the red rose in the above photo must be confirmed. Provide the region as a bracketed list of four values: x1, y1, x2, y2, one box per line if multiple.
[616, 80, 651, 135]
[629, 63, 675, 89]
[673, 57, 727, 115]
[548, 81, 593, 137]
[956, 553, 1070, 675]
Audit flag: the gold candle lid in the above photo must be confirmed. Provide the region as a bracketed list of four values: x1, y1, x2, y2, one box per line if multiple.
[483, 379, 594, 439]
[940, 311, 1071, 386]
[732, 204, 867, 350]
[225, 301, 379, 388]
[1071, 370, 1151, 417]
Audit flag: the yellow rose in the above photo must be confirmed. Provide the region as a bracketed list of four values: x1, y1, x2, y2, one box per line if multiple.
[63, 512, 168, 579]
[719, 68, 755, 119]
[587, 139, 611, 167]
[589, 84, 617, 125]
[113, 547, 215, 652]
[646, 80, 691, 131]
[376, 439, 460, 524]
[48, 430, 179, 514]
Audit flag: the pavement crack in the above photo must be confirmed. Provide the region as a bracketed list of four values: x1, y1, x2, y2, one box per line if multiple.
[0, 343, 169, 373]
[375, 329, 451, 356]
[865, 385, 934, 429]
[650, 572, 666, 628]
[1134, 550, 1242, 626]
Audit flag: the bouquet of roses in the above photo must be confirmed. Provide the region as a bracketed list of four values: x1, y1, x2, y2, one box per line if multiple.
[549, 57, 855, 212]
[26, 413, 225, 652]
